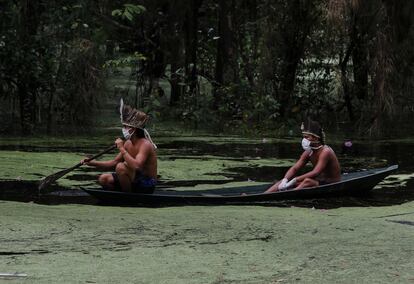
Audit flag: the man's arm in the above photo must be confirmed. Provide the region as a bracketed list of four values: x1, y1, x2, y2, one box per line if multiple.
[82, 138, 124, 170]
[296, 149, 329, 182]
[283, 152, 309, 180]
[82, 152, 123, 170]
[121, 143, 151, 171]
[265, 152, 309, 193]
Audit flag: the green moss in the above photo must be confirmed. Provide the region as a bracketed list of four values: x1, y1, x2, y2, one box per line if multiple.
[0, 135, 116, 148]
[0, 130, 412, 283]
[159, 155, 294, 181]
[0, 151, 110, 187]
[377, 173, 414, 188]
[0, 149, 294, 189]
[1, 201, 413, 283]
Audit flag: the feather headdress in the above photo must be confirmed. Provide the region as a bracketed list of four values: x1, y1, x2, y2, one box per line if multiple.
[119, 98, 149, 129]
[301, 118, 325, 144]
[119, 99, 157, 148]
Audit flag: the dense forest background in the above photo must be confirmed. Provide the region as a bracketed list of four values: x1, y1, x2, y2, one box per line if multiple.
[1, 0, 413, 136]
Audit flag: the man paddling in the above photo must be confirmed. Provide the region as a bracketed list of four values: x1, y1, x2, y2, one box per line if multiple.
[81, 99, 157, 193]
[265, 118, 340, 193]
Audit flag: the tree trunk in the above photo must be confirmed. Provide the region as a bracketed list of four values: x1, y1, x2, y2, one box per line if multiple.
[214, 0, 237, 108]
[46, 46, 66, 134]
[170, 60, 182, 106]
[340, 39, 356, 122]
[351, 2, 373, 101]
[18, 0, 40, 135]
[236, 0, 258, 89]
[352, 37, 369, 100]
[165, 1, 185, 106]
[278, 0, 313, 118]
[184, 0, 201, 95]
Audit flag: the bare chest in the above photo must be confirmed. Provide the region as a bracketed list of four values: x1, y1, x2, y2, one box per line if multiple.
[309, 148, 329, 166]
[125, 142, 143, 156]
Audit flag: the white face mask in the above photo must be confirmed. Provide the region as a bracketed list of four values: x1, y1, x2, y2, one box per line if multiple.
[301, 138, 311, 151]
[122, 127, 135, 140]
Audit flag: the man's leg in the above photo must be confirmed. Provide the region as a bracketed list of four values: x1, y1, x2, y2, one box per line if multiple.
[296, 178, 319, 189]
[115, 162, 135, 192]
[265, 180, 283, 193]
[98, 173, 115, 189]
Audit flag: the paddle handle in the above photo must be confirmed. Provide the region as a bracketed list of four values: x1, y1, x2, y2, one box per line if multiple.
[73, 143, 117, 169]
[83, 144, 118, 164]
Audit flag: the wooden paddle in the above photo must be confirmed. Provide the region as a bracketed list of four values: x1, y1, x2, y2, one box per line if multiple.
[38, 144, 117, 191]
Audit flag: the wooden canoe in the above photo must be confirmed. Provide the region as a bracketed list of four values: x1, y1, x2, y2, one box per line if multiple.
[81, 165, 398, 206]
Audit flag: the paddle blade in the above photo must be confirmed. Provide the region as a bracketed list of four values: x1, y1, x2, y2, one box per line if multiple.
[38, 164, 79, 191]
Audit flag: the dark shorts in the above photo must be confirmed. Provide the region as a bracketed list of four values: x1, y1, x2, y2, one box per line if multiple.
[111, 171, 156, 194]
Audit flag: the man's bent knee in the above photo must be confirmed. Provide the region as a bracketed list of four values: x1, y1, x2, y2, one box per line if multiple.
[98, 173, 113, 187]
[115, 163, 127, 175]
[299, 178, 318, 188]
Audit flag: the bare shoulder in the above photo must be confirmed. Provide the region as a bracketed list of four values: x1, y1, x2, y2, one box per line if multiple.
[322, 145, 336, 157]
[300, 150, 311, 159]
[139, 139, 155, 152]
[298, 150, 311, 163]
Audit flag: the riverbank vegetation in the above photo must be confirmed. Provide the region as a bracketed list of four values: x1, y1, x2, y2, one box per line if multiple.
[1, 1, 413, 136]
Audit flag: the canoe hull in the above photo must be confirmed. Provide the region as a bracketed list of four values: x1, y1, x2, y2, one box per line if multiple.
[82, 165, 398, 206]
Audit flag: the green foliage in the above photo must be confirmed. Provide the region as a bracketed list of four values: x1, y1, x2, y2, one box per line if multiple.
[112, 4, 146, 22]
[1, 0, 413, 135]
[0, 0, 106, 133]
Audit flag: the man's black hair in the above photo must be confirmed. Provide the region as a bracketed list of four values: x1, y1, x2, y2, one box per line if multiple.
[134, 128, 145, 138]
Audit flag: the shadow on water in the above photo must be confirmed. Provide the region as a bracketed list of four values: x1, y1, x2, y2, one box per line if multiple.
[255, 179, 414, 209]
[0, 180, 97, 205]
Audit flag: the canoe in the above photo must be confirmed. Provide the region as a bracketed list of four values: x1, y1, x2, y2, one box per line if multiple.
[81, 165, 398, 206]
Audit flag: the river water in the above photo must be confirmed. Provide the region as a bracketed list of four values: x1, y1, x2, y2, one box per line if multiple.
[0, 136, 413, 208]
[1, 135, 413, 283]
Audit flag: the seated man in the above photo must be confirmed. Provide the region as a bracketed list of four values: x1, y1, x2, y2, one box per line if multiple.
[81, 99, 157, 193]
[265, 118, 341, 193]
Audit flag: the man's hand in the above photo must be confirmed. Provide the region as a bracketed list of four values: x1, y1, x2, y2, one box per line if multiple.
[277, 178, 288, 190]
[115, 138, 125, 151]
[277, 178, 297, 191]
[80, 157, 92, 166]
[285, 178, 297, 189]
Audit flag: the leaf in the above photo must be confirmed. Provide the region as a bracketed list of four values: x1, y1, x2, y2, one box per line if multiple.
[111, 9, 122, 17]
[123, 10, 133, 21]
[124, 4, 146, 14]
